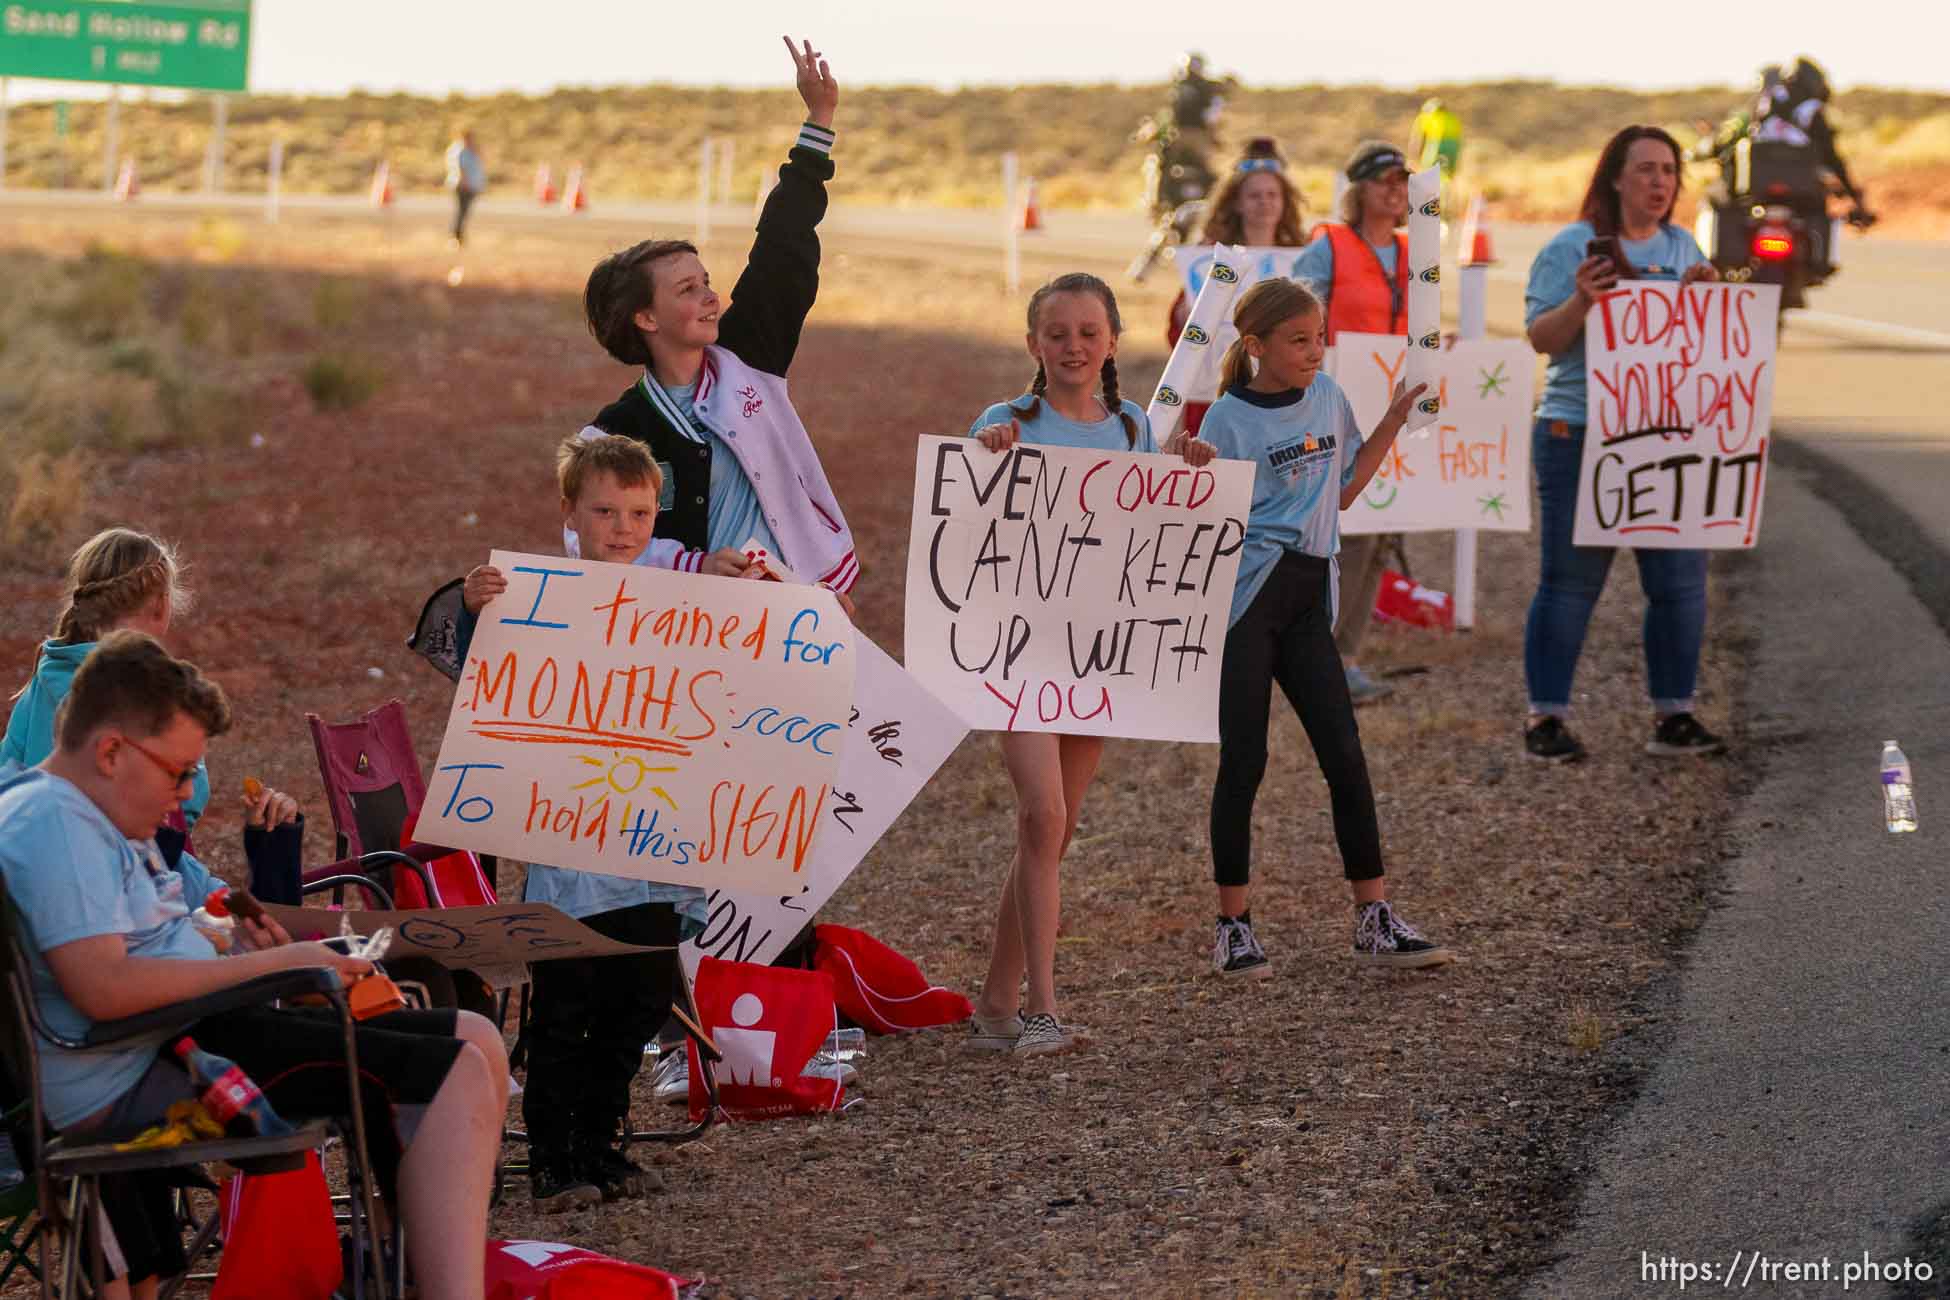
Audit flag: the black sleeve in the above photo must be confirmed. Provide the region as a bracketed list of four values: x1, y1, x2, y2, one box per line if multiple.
[716, 143, 834, 376]
[1807, 113, 1858, 198]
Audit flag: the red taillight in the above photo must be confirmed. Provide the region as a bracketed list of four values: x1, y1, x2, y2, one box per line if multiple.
[1752, 226, 1794, 260]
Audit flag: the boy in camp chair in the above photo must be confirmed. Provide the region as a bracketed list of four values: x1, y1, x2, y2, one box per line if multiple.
[457, 434, 722, 1212]
[0, 633, 506, 1300]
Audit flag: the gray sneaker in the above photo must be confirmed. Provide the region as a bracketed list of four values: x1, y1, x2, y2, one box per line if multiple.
[1345, 664, 1394, 705]
[965, 1010, 1024, 1053]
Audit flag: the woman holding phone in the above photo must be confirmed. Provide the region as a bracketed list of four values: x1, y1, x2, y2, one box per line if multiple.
[1520, 125, 1722, 763]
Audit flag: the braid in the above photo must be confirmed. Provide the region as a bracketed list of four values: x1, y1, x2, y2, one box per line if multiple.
[1010, 361, 1048, 422]
[1100, 357, 1137, 447]
[49, 531, 189, 646]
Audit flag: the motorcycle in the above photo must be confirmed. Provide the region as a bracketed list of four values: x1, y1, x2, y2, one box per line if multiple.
[1694, 138, 1875, 315]
[1126, 109, 1217, 282]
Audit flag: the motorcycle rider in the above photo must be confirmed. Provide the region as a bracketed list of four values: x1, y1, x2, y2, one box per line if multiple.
[1749, 56, 1873, 271]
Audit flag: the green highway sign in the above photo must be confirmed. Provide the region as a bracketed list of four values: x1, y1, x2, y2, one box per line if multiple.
[1, 1, 251, 91]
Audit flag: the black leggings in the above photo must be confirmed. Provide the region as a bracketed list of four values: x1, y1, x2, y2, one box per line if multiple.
[1211, 550, 1384, 887]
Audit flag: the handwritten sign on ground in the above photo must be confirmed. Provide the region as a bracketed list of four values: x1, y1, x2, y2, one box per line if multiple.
[1171, 244, 1309, 402]
[905, 436, 1254, 739]
[1576, 282, 1779, 548]
[260, 902, 662, 967]
[683, 634, 970, 974]
[1331, 333, 1536, 533]
[423, 550, 855, 896]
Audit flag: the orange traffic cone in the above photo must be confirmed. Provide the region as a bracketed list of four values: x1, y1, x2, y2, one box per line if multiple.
[369, 160, 393, 208]
[112, 158, 139, 201]
[1018, 178, 1043, 233]
[534, 162, 556, 205]
[1459, 195, 1495, 265]
[560, 164, 587, 213]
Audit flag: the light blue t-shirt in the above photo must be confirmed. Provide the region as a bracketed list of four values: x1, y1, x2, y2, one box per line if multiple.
[1198, 375, 1366, 628]
[663, 379, 783, 560]
[967, 397, 1156, 454]
[1525, 221, 1707, 423]
[0, 767, 221, 1129]
[1292, 234, 1398, 316]
[4, 639, 210, 831]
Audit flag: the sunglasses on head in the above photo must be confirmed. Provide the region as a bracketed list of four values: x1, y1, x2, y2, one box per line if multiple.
[1237, 158, 1284, 174]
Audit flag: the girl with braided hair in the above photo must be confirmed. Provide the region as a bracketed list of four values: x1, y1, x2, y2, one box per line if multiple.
[963, 272, 1203, 1055]
[3, 529, 298, 841]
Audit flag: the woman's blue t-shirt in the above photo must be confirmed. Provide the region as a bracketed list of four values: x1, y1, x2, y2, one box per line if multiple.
[1525, 221, 1707, 423]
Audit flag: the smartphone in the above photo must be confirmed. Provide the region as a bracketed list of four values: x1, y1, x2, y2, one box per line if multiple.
[1584, 239, 1611, 262]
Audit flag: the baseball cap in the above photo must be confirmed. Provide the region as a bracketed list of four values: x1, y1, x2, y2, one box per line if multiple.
[1345, 142, 1409, 182]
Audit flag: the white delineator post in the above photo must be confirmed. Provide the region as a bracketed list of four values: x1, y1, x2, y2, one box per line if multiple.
[695, 137, 715, 243]
[103, 86, 120, 192]
[204, 94, 228, 193]
[1453, 240, 1490, 632]
[266, 137, 283, 223]
[1000, 151, 1021, 294]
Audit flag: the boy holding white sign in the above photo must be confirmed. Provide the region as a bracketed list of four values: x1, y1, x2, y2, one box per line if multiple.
[458, 435, 708, 1212]
[1189, 278, 1454, 976]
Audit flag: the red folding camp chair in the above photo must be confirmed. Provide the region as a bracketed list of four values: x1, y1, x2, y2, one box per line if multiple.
[303, 699, 498, 909]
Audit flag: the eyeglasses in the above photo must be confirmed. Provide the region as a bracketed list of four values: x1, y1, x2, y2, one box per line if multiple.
[1237, 158, 1284, 174]
[120, 735, 200, 792]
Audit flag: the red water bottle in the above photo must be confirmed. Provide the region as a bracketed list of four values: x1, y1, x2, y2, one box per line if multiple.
[172, 1038, 294, 1138]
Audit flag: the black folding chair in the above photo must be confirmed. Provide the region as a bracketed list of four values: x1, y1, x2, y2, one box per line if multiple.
[0, 879, 393, 1299]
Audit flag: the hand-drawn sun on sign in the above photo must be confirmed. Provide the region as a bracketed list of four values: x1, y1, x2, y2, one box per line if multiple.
[572, 750, 680, 813]
[1477, 491, 1509, 520]
[1477, 362, 1510, 399]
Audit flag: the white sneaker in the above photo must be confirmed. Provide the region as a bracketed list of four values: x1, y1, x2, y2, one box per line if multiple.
[650, 1048, 689, 1104]
[965, 1010, 1024, 1053]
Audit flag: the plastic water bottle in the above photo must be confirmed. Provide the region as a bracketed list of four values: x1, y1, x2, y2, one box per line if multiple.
[1882, 741, 1918, 833]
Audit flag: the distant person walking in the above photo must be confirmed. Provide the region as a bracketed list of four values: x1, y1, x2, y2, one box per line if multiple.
[1520, 125, 1723, 763]
[446, 129, 486, 246]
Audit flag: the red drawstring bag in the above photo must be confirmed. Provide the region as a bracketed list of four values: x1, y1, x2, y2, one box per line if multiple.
[211, 1153, 341, 1300]
[811, 924, 973, 1035]
[1372, 569, 1455, 631]
[686, 957, 845, 1122]
[485, 1240, 691, 1299]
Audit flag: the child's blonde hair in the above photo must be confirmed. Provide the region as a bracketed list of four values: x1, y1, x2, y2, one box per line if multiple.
[14, 528, 190, 701]
[557, 433, 663, 504]
[1218, 279, 1325, 392]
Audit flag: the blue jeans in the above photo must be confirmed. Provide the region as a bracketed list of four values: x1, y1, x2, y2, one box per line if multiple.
[1523, 418, 1708, 717]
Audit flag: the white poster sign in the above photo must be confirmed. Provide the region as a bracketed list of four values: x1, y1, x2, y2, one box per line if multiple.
[683, 634, 969, 972]
[423, 550, 855, 895]
[1574, 282, 1777, 548]
[1331, 332, 1536, 534]
[904, 436, 1254, 740]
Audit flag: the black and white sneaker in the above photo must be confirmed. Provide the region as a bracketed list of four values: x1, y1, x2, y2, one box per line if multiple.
[1646, 712, 1726, 757]
[1213, 915, 1272, 979]
[1352, 900, 1455, 970]
[1012, 1012, 1080, 1058]
[1525, 715, 1586, 762]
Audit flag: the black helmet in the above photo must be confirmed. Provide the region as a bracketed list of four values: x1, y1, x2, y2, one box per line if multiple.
[1787, 56, 1830, 102]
